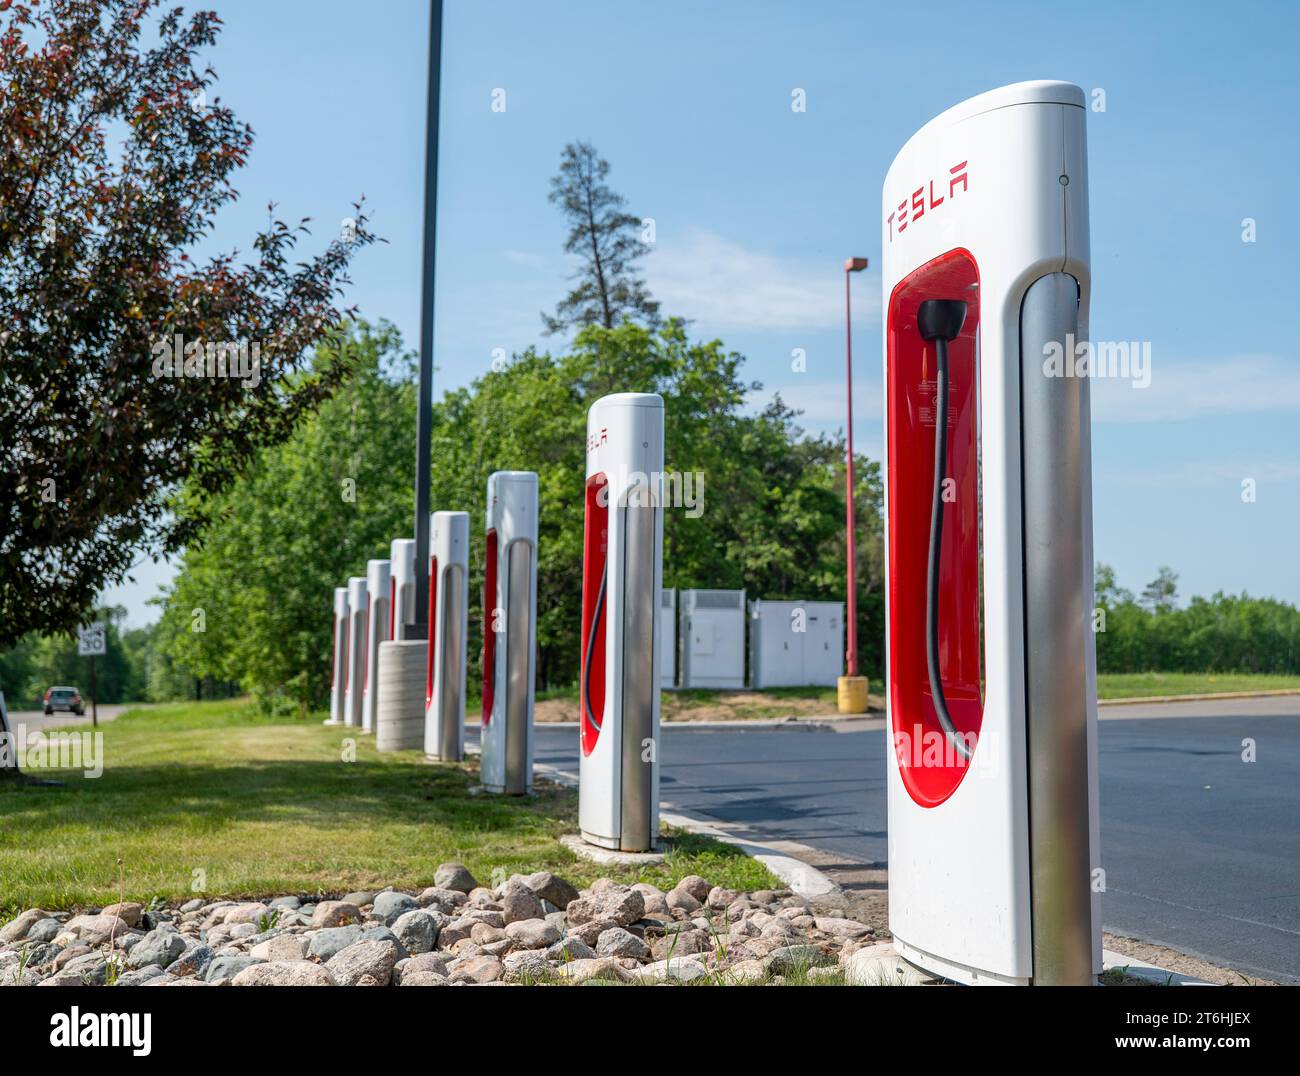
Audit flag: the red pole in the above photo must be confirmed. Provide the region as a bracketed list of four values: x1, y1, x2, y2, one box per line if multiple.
[844, 267, 859, 678]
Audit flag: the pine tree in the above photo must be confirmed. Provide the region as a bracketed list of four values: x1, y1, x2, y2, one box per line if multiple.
[543, 141, 659, 334]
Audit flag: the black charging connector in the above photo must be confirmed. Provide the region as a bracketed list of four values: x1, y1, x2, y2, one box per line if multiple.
[917, 299, 973, 762]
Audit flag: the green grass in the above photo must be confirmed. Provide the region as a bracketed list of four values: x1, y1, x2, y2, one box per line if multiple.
[1096, 672, 1300, 700]
[0, 700, 777, 915]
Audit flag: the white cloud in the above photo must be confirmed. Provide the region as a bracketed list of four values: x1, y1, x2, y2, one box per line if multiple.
[647, 229, 880, 331]
[1091, 353, 1300, 423]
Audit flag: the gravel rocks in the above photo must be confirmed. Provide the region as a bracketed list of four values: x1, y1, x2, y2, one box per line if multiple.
[1, 865, 874, 988]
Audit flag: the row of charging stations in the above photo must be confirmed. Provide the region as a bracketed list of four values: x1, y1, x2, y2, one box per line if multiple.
[324, 81, 1104, 974]
[323, 483, 539, 797]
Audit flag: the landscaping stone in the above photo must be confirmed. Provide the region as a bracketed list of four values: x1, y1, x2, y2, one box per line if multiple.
[504, 917, 561, 949]
[307, 924, 363, 960]
[204, 954, 264, 983]
[500, 882, 545, 925]
[764, 944, 835, 976]
[597, 927, 651, 960]
[126, 929, 188, 970]
[566, 885, 644, 928]
[502, 949, 550, 982]
[233, 960, 335, 987]
[434, 862, 479, 893]
[326, 939, 402, 986]
[99, 902, 145, 928]
[342, 891, 376, 907]
[842, 942, 930, 986]
[448, 954, 502, 984]
[66, 913, 131, 947]
[523, 871, 580, 909]
[1, 867, 876, 988]
[555, 957, 633, 984]
[250, 935, 307, 962]
[813, 916, 873, 939]
[169, 945, 215, 979]
[0, 909, 48, 944]
[311, 900, 363, 928]
[372, 891, 418, 925]
[633, 956, 710, 983]
[676, 875, 712, 902]
[417, 886, 467, 913]
[392, 909, 442, 954]
[546, 936, 595, 962]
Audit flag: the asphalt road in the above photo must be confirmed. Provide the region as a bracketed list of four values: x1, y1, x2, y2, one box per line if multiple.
[527, 696, 1300, 984]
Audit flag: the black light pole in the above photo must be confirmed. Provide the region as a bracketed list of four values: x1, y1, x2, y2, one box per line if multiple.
[410, 0, 444, 638]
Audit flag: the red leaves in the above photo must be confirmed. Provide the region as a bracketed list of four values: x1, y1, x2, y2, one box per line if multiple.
[0, 0, 380, 646]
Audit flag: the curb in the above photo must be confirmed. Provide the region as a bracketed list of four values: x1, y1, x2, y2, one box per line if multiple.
[532, 761, 842, 902]
[1099, 688, 1300, 706]
[532, 716, 878, 732]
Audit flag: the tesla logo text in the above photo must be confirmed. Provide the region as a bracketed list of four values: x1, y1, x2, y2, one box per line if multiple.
[886, 161, 968, 242]
[586, 426, 608, 453]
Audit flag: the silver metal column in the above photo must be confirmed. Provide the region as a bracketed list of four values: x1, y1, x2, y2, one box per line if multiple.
[619, 496, 656, 851]
[1019, 271, 1093, 985]
[503, 539, 533, 794]
[437, 564, 464, 761]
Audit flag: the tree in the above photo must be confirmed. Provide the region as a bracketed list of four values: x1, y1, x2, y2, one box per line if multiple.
[160, 322, 416, 712]
[156, 317, 882, 703]
[1141, 566, 1179, 613]
[543, 141, 659, 334]
[0, 0, 378, 651]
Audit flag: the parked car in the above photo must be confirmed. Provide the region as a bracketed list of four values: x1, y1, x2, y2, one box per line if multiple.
[43, 686, 85, 716]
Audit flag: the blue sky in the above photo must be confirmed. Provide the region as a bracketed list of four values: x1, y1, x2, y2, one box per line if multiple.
[105, 0, 1300, 624]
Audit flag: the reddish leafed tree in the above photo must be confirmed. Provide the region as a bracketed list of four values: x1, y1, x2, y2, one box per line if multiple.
[0, 0, 379, 648]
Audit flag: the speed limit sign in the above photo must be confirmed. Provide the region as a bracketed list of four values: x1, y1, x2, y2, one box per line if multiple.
[78, 623, 106, 657]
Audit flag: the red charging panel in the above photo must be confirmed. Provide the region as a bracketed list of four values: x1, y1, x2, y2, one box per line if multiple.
[482, 530, 498, 725]
[425, 558, 438, 708]
[886, 248, 985, 807]
[580, 474, 609, 757]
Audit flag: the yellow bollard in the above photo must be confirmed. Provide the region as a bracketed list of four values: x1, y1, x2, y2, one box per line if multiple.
[837, 675, 869, 714]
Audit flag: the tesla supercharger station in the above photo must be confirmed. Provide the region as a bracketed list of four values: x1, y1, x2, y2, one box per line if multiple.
[344, 576, 368, 728]
[882, 81, 1100, 986]
[326, 586, 349, 725]
[362, 559, 391, 734]
[480, 471, 538, 794]
[390, 538, 416, 640]
[425, 511, 469, 762]
[579, 393, 664, 852]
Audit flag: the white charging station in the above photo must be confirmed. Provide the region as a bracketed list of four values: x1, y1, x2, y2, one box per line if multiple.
[326, 586, 349, 725]
[480, 471, 538, 794]
[425, 510, 469, 762]
[390, 538, 416, 641]
[579, 393, 664, 852]
[362, 559, 391, 734]
[882, 81, 1100, 985]
[344, 575, 368, 729]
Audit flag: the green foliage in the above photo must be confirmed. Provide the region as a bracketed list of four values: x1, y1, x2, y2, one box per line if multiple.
[157, 321, 417, 713]
[1095, 563, 1300, 674]
[0, 0, 378, 648]
[153, 316, 880, 704]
